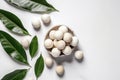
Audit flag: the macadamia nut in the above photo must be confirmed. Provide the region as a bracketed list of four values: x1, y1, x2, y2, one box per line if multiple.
[62, 46, 72, 55]
[49, 30, 56, 40]
[70, 36, 79, 47]
[74, 51, 83, 60]
[56, 65, 64, 76]
[56, 40, 66, 50]
[25, 35, 32, 42]
[28, 77, 34, 80]
[54, 30, 63, 40]
[51, 48, 61, 57]
[53, 39, 58, 47]
[63, 32, 72, 42]
[32, 19, 41, 30]
[41, 14, 51, 24]
[59, 25, 68, 33]
[21, 37, 30, 49]
[44, 39, 53, 49]
[45, 57, 53, 67]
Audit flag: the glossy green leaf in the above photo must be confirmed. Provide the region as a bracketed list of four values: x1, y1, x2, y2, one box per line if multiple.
[0, 9, 29, 35]
[5, 0, 58, 13]
[35, 54, 44, 78]
[1, 69, 27, 80]
[0, 30, 29, 65]
[29, 36, 38, 58]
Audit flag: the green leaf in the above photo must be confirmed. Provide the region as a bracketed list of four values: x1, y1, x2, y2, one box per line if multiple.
[35, 54, 44, 78]
[0, 30, 29, 65]
[5, 0, 58, 13]
[1, 69, 27, 80]
[29, 36, 38, 58]
[0, 9, 29, 35]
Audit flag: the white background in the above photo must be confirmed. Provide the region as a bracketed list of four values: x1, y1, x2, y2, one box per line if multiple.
[0, 0, 120, 80]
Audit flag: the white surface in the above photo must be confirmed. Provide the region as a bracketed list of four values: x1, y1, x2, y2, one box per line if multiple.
[0, 0, 120, 80]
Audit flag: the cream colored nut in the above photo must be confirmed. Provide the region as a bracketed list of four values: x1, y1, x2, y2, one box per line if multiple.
[54, 30, 63, 40]
[45, 57, 53, 67]
[63, 32, 72, 42]
[56, 65, 64, 76]
[59, 25, 68, 33]
[74, 51, 83, 60]
[62, 46, 72, 55]
[41, 14, 51, 24]
[70, 36, 79, 47]
[28, 77, 34, 80]
[56, 40, 66, 50]
[21, 37, 29, 49]
[44, 39, 53, 49]
[32, 19, 41, 30]
[53, 39, 58, 47]
[51, 48, 61, 57]
[25, 35, 32, 42]
[49, 30, 56, 40]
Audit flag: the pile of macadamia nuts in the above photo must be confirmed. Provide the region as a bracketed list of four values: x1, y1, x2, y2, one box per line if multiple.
[44, 25, 79, 57]
[44, 25, 84, 76]
[20, 13, 84, 78]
